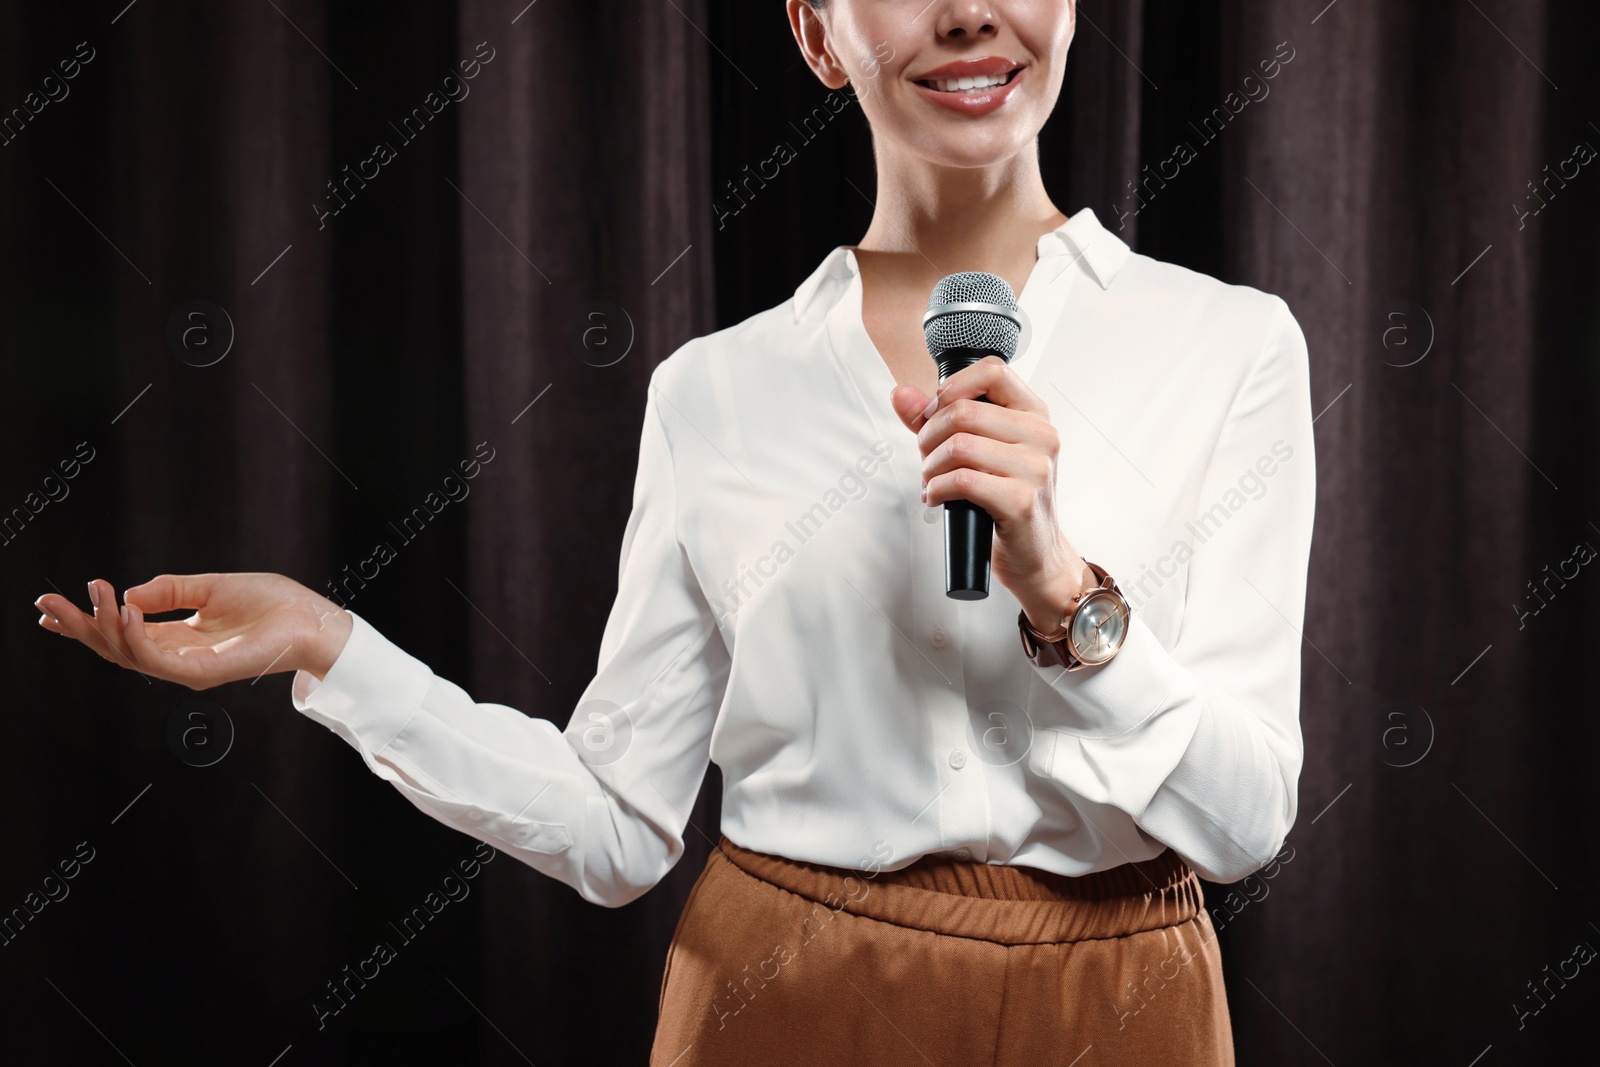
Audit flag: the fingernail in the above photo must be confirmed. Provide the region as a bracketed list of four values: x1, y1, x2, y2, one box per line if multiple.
[920, 394, 938, 420]
[120, 604, 130, 626]
[87, 581, 99, 609]
[33, 596, 43, 609]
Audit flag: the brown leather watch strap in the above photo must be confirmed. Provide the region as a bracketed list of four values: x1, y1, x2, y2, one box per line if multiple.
[1017, 562, 1120, 670]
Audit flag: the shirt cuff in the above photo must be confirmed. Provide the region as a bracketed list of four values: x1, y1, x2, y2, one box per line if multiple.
[290, 609, 433, 755]
[1025, 615, 1208, 819]
[1027, 615, 1179, 739]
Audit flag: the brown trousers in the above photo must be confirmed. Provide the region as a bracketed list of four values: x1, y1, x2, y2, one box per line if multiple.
[651, 836, 1234, 1066]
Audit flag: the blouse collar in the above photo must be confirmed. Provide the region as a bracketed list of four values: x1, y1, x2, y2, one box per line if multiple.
[791, 206, 1130, 323]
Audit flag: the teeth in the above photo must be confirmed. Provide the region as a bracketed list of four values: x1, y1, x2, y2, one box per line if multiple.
[926, 71, 1011, 93]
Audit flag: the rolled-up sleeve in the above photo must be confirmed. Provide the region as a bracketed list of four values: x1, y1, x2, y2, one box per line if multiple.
[291, 358, 730, 907]
[1026, 296, 1316, 883]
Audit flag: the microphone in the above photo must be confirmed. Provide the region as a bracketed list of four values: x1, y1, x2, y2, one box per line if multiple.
[922, 271, 1023, 601]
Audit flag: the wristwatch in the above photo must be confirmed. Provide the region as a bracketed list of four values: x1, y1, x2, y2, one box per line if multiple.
[1017, 561, 1131, 671]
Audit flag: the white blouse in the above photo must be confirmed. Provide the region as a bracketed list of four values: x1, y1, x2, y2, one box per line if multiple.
[292, 206, 1316, 907]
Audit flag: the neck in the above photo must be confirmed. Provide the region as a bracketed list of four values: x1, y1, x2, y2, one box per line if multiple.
[855, 139, 1070, 276]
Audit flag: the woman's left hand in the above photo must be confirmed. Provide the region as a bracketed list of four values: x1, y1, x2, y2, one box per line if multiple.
[891, 356, 1088, 635]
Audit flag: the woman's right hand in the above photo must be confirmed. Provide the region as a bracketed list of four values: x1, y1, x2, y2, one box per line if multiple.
[33, 573, 354, 691]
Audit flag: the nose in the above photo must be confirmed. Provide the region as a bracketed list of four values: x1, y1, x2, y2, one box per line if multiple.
[937, 1, 1000, 40]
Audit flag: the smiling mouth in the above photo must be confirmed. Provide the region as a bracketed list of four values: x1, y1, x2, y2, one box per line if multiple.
[914, 69, 1021, 94]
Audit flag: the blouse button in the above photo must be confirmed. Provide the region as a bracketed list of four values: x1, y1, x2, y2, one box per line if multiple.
[467, 808, 484, 822]
[948, 748, 968, 770]
[952, 847, 972, 861]
[930, 627, 947, 648]
[922, 507, 940, 524]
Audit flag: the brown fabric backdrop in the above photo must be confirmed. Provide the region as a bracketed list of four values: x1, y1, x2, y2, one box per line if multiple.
[2, 1, 1596, 1064]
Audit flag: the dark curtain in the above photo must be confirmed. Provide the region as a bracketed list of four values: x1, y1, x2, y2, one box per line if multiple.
[1, 1, 1595, 1064]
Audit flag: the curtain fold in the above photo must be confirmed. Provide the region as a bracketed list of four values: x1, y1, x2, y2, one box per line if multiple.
[1214, 3, 1581, 1063]
[456, 2, 716, 1062]
[1065, 0, 1145, 245]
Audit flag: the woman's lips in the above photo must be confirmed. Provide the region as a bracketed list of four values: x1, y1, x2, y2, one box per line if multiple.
[911, 66, 1024, 117]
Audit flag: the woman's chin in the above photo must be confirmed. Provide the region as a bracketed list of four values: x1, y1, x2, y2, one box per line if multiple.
[884, 100, 1046, 170]
[906, 133, 1041, 171]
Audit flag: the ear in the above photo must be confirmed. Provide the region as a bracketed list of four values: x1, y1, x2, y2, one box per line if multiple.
[786, 0, 850, 90]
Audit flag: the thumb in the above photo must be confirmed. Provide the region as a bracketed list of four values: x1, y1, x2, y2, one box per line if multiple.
[890, 384, 934, 432]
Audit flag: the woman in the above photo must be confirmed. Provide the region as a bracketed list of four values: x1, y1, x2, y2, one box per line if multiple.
[34, 1, 1314, 1063]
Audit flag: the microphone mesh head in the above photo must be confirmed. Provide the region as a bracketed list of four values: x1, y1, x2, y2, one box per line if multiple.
[923, 272, 1021, 361]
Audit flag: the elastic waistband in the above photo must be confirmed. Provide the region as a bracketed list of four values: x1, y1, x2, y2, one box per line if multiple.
[714, 835, 1203, 945]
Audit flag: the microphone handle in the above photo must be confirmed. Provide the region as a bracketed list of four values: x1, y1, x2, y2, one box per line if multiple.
[944, 446, 993, 599]
[934, 349, 1006, 601]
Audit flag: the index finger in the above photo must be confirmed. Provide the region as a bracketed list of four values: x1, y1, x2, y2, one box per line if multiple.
[928, 355, 1047, 417]
[124, 572, 219, 614]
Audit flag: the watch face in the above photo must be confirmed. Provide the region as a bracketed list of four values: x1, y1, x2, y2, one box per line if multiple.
[1069, 591, 1129, 665]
